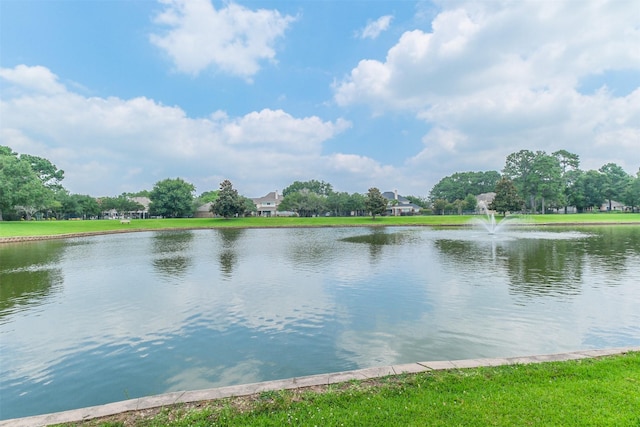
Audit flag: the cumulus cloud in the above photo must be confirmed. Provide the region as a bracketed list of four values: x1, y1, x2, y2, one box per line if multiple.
[0, 65, 366, 196]
[335, 0, 640, 179]
[149, 0, 296, 79]
[357, 15, 393, 39]
[0, 64, 66, 95]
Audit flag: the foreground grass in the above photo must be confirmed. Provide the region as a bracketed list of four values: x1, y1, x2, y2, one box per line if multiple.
[59, 352, 640, 427]
[2, 212, 640, 238]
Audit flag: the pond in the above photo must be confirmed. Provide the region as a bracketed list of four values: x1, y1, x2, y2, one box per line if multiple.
[1, 225, 639, 419]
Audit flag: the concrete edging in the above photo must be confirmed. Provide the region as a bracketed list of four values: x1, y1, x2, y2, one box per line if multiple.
[2, 346, 638, 427]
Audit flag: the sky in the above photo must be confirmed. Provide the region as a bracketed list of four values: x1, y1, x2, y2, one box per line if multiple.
[1, 0, 639, 198]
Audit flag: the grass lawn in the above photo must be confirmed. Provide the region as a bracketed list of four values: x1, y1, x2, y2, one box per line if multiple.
[60, 352, 640, 427]
[2, 213, 640, 238]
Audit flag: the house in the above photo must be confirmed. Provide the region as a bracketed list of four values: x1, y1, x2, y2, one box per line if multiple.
[194, 202, 215, 218]
[382, 190, 421, 216]
[600, 200, 627, 212]
[129, 197, 150, 219]
[251, 191, 281, 217]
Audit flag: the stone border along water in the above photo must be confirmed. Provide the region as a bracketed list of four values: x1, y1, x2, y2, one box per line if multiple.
[2, 347, 638, 427]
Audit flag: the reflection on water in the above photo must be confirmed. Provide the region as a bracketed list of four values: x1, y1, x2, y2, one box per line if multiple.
[0, 240, 66, 321]
[1, 226, 639, 420]
[216, 228, 244, 278]
[340, 227, 417, 261]
[151, 231, 195, 280]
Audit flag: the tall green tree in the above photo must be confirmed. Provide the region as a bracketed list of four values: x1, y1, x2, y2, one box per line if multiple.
[463, 193, 478, 212]
[346, 192, 367, 216]
[365, 187, 387, 220]
[239, 195, 258, 217]
[533, 153, 563, 213]
[282, 180, 333, 197]
[432, 198, 448, 215]
[567, 170, 605, 212]
[622, 169, 640, 212]
[503, 150, 563, 213]
[149, 178, 195, 218]
[599, 163, 632, 211]
[278, 189, 326, 217]
[429, 171, 501, 202]
[0, 147, 53, 220]
[503, 149, 538, 212]
[20, 154, 65, 190]
[326, 191, 351, 216]
[490, 177, 523, 215]
[211, 180, 244, 218]
[552, 150, 580, 214]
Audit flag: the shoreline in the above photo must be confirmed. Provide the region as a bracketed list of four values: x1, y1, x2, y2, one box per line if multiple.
[2, 221, 640, 245]
[2, 347, 638, 426]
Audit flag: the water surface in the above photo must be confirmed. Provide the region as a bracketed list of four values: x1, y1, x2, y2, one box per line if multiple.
[1, 225, 639, 419]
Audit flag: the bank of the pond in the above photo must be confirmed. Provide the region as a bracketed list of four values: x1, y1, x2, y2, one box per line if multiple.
[2, 213, 640, 244]
[3, 348, 638, 427]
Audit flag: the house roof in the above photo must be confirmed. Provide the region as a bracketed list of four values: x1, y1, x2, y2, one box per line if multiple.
[251, 191, 279, 203]
[382, 191, 410, 204]
[130, 196, 151, 210]
[196, 202, 214, 212]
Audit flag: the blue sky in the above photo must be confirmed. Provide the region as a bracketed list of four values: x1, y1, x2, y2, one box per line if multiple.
[1, 0, 639, 198]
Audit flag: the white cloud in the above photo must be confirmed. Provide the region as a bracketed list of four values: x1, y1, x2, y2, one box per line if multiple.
[0, 65, 377, 197]
[149, 0, 296, 79]
[335, 0, 640, 179]
[0, 64, 66, 95]
[358, 15, 393, 40]
[222, 109, 351, 153]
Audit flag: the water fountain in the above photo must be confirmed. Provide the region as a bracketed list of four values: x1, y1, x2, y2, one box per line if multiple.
[472, 200, 510, 235]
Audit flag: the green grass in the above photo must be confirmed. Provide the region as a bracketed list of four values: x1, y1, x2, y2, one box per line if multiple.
[2, 213, 640, 238]
[59, 352, 640, 426]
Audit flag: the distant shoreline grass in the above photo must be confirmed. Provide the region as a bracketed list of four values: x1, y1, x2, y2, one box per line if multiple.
[1, 213, 640, 240]
[59, 351, 640, 427]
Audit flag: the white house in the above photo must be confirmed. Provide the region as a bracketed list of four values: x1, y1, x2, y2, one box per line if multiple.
[382, 190, 421, 216]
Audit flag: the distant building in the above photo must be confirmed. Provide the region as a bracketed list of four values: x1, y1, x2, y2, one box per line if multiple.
[600, 200, 627, 212]
[194, 202, 215, 218]
[129, 197, 150, 219]
[251, 191, 281, 217]
[382, 190, 421, 216]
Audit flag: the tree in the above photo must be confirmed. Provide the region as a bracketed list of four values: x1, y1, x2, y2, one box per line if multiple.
[406, 195, 429, 209]
[432, 198, 448, 215]
[622, 169, 640, 213]
[282, 180, 333, 197]
[211, 180, 244, 218]
[503, 149, 537, 212]
[365, 187, 387, 220]
[568, 170, 605, 212]
[532, 153, 563, 213]
[149, 178, 195, 218]
[503, 150, 563, 213]
[429, 171, 501, 202]
[278, 189, 326, 217]
[463, 194, 478, 212]
[20, 154, 65, 190]
[0, 149, 52, 220]
[326, 191, 350, 216]
[553, 150, 580, 213]
[239, 196, 257, 217]
[490, 177, 523, 215]
[346, 192, 367, 216]
[198, 191, 219, 204]
[599, 163, 632, 211]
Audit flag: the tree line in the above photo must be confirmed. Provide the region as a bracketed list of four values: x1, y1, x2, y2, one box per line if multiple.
[429, 149, 640, 214]
[1, 144, 638, 221]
